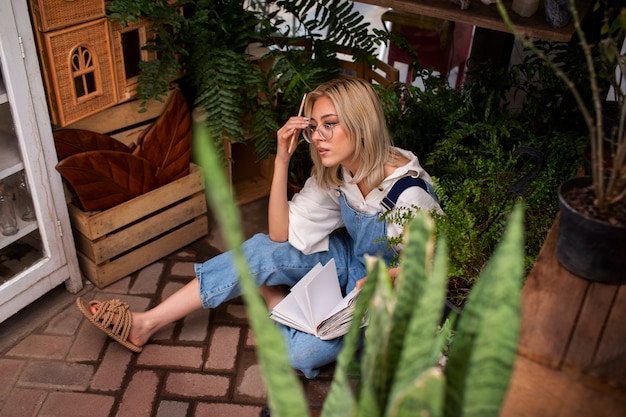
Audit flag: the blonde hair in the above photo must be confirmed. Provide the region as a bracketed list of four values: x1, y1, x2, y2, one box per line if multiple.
[304, 78, 397, 189]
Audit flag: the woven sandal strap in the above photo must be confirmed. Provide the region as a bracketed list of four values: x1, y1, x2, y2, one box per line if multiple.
[91, 299, 132, 341]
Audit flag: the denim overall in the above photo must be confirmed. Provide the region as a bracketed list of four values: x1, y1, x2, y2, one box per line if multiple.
[195, 184, 410, 378]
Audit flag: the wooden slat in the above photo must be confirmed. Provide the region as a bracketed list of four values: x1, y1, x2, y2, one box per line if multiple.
[77, 216, 208, 287]
[517, 219, 589, 368]
[589, 285, 626, 389]
[82, 193, 207, 263]
[233, 175, 272, 206]
[64, 88, 173, 135]
[356, 0, 593, 42]
[501, 355, 626, 417]
[562, 282, 619, 372]
[69, 164, 204, 239]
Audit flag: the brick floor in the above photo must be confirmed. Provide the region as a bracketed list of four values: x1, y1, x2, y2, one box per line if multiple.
[0, 198, 334, 416]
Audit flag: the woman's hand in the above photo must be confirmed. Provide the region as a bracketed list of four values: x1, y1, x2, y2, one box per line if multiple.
[276, 116, 309, 162]
[355, 267, 400, 291]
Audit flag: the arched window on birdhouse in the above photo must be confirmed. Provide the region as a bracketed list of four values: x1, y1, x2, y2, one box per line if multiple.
[71, 45, 100, 102]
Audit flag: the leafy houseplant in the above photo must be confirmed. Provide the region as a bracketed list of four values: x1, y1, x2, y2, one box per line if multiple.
[498, 0, 626, 283]
[106, 0, 387, 161]
[193, 118, 525, 417]
[375, 56, 587, 303]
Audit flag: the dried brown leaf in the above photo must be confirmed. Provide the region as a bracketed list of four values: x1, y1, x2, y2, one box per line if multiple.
[133, 88, 191, 185]
[53, 129, 131, 161]
[56, 151, 159, 212]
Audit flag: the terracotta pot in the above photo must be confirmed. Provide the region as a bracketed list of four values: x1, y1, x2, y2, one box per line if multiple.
[556, 176, 626, 283]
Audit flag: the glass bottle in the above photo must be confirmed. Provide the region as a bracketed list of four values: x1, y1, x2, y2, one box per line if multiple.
[0, 183, 19, 236]
[14, 172, 36, 221]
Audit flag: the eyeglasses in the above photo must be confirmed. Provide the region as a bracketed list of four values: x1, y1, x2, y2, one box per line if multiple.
[302, 122, 339, 143]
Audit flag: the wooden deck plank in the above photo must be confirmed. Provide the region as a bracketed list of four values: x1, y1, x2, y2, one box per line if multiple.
[517, 220, 589, 368]
[501, 355, 626, 417]
[562, 282, 619, 372]
[589, 285, 626, 389]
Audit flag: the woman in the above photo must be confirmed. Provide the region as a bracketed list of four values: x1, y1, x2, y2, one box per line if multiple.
[77, 77, 441, 379]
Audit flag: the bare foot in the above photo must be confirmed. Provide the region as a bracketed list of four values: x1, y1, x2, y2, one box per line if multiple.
[89, 304, 153, 348]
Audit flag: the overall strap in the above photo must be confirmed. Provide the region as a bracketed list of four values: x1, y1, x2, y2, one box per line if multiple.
[381, 176, 435, 211]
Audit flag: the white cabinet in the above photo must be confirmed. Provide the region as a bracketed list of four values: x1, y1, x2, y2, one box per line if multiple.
[0, 0, 82, 322]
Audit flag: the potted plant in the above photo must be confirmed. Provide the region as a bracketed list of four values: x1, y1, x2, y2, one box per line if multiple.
[498, 0, 626, 283]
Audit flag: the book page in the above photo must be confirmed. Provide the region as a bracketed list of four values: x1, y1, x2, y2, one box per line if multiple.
[303, 259, 343, 326]
[269, 292, 315, 334]
[270, 262, 325, 332]
[316, 288, 364, 340]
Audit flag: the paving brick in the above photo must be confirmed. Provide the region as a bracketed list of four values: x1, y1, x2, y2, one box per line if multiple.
[155, 400, 189, 417]
[6, 334, 72, 360]
[152, 322, 176, 341]
[245, 328, 256, 347]
[44, 304, 83, 336]
[0, 358, 25, 401]
[161, 281, 184, 301]
[304, 378, 332, 408]
[39, 391, 115, 417]
[137, 345, 204, 369]
[0, 387, 46, 417]
[66, 319, 108, 362]
[116, 370, 159, 417]
[234, 350, 266, 402]
[236, 363, 267, 400]
[226, 304, 248, 321]
[205, 326, 240, 371]
[173, 249, 196, 259]
[90, 344, 134, 391]
[180, 309, 211, 342]
[131, 263, 164, 295]
[17, 361, 94, 391]
[100, 276, 131, 294]
[164, 372, 230, 399]
[170, 261, 196, 278]
[194, 402, 263, 417]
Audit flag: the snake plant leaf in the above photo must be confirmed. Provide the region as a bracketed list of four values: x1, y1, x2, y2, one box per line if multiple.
[444, 204, 524, 417]
[321, 257, 382, 417]
[382, 212, 437, 401]
[357, 258, 394, 417]
[387, 367, 445, 417]
[386, 215, 449, 414]
[193, 122, 310, 417]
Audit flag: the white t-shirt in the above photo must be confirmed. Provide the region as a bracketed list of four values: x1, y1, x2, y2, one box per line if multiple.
[288, 148, 442, 254]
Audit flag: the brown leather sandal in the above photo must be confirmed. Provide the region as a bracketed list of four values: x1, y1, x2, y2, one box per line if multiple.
[76, 297, 143, 353]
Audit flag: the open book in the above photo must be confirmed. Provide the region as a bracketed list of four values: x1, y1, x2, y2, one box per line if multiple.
[269, 258, 366, 340]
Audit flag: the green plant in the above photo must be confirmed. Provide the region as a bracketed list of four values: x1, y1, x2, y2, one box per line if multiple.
[375, 54, 587, 303]
[106, 0, 387, 160]
[497, 0, 626, 220]
[193, 117, 525, 417]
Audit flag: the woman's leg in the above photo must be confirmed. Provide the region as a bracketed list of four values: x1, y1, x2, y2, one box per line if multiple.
[129, 278, 204, 346]
[279, 325, 344, 379]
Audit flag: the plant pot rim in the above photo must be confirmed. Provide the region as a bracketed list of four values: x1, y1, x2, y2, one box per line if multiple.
[558, 176, 626, 230]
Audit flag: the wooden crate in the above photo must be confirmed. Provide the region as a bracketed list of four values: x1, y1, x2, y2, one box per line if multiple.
[30, 0, 105, 32]
[67, 164, 209, 288]
[224, 140, 273, 205]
